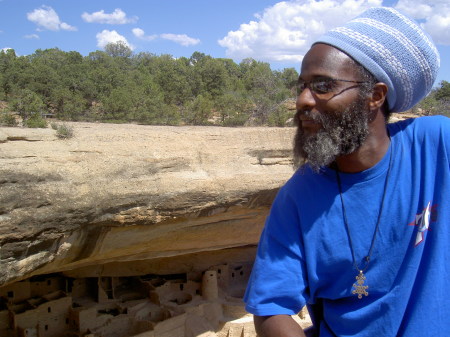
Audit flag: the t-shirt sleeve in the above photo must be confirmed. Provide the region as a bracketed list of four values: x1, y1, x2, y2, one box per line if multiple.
[244, 183, 308, 316]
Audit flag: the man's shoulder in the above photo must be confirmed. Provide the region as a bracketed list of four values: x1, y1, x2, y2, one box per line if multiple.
[413, 115, 449, 126]
[389, 115, 449, 138]
[391, 114, 449, 127]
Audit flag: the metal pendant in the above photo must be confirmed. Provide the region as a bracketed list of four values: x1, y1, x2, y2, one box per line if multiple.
[352, 270, 369, 299]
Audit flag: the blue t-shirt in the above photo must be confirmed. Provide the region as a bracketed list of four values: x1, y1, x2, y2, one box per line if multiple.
[244, 116, 450, 336]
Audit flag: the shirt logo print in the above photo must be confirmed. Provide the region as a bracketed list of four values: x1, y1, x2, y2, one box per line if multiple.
[408, 201, 437, 246]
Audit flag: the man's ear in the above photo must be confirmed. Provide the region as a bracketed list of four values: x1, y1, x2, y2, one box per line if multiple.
[369, 82, 388, 111]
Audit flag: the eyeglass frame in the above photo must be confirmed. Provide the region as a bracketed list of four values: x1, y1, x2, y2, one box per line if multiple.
[296, 77, 371, 99]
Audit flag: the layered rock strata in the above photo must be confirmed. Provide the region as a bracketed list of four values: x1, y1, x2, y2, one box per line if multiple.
[0, 122, 303, 336]
[0, 123, 295, 285]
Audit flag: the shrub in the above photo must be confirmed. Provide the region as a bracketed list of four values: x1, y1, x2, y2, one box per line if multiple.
[24, 114, 47, 128]
[55, 123, 74, 139]
[267, 105, 295, 127]
[0, 113, 18, 126]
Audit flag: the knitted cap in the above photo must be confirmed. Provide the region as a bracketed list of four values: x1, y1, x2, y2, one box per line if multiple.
[314, 7, 440, 112]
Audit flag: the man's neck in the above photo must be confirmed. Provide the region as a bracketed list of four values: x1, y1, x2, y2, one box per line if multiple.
[334, 119, 390, 173]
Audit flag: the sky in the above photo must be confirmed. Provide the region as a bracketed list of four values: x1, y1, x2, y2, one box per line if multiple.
[1, 0, 449, 85]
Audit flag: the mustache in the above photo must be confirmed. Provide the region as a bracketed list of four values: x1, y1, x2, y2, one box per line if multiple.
[294, 110, 326, 126]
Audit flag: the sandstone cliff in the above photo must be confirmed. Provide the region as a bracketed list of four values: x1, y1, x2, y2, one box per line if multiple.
[0, 123, 295, 286]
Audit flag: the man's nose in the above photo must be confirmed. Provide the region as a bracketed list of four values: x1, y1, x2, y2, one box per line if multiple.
[296, 87, 316, 112]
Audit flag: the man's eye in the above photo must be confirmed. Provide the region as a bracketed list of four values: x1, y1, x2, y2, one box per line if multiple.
[296, 81, 307, 94]
[313, 81, 334, 93]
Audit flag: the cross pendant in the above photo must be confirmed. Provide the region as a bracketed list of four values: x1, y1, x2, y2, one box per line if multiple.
[352, 270, 369, 299]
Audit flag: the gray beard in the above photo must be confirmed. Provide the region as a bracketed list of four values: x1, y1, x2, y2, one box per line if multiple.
[293, 97, 370, 172]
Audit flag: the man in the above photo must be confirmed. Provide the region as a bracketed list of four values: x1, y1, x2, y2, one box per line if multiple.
[244, 7, 449, 337]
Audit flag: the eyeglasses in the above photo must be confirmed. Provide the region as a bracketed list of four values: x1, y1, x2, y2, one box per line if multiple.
[296, 77, 369, 99]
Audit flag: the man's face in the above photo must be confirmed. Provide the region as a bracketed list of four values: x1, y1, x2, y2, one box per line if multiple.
[293, 44, 371, 170]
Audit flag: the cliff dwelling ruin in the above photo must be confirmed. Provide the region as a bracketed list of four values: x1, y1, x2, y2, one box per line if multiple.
[1, 263, 304, 337]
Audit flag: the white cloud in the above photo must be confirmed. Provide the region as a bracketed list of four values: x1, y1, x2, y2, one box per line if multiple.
[395, 0, 450, 45]
[394, 0, 433, 19]
[2, 47, 13, 52]
[160, 33, 200, 46]
[24, 34, 40, 39]
[218, 0, 382, 62]
[132, 28, 157, 41]
[82, 8, 138, 24]
[132, 29, 198, 46]
[96, 30, 134, 50]
[132, 28, 200, 47]
[219, 0, 450, 63]
[422, 14, 450, 45]
[219, 0, 383, 63]
[27, 6, 77, 31]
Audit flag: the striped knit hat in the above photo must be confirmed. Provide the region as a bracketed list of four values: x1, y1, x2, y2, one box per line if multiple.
[314, 7, 440, 112]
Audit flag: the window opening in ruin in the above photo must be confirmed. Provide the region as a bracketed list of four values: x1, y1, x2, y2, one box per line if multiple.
[66, 318, 69, 325]
[45, 325, 48, 331]
[47, 280, 51, 286]
[7, 291, 14, 298]
[240, 271, 244, 276]
[0, 298, 7, 310]
[48, 306, 51, 313]
[180, 284, 184, 291]
[231, 273, 235, 278]
[147, 273, 187, 283]
[66, 278, 74, 293]
[218, 269, 222, 274]
[98, 308, 120, 316]
[86, 278, 98, 300]
[101, 277, 114, 299]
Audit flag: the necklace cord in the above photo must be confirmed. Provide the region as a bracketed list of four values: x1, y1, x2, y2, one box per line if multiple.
[335, 146, 393, 273]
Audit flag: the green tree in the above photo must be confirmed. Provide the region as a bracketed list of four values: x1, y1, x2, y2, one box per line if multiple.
[104, 41, 133, 58]
[52, 88, 86, 120]
[189, 51, 207, 65]
[154, 55, 193, 106]
[276, 67, 299, 93]
[240, 59, 291, 125]
[195, 56, 230, 99]
[14, 49, 69, 112]
[10, 89, 45, 121]
[130, 75, 179, 125]
[24, 112, 47, 128]
[0, 48, 18, 99]
[434, 80, 450, 101]
[267, 100, 295, 127]
[416, 81, 450, 117]
[433, 81, 450, 117]
[183, 94, 213, 125]
[102, 87, 134, 122]
[86, 50, 125, 99]
[0, 44, 304, 126]
[215, 92, 252, 126]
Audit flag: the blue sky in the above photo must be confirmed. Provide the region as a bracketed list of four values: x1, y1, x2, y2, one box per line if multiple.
[1, 0, 449, 85]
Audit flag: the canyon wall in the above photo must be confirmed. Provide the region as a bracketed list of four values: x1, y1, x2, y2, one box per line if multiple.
[0, 122, 295, 287]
